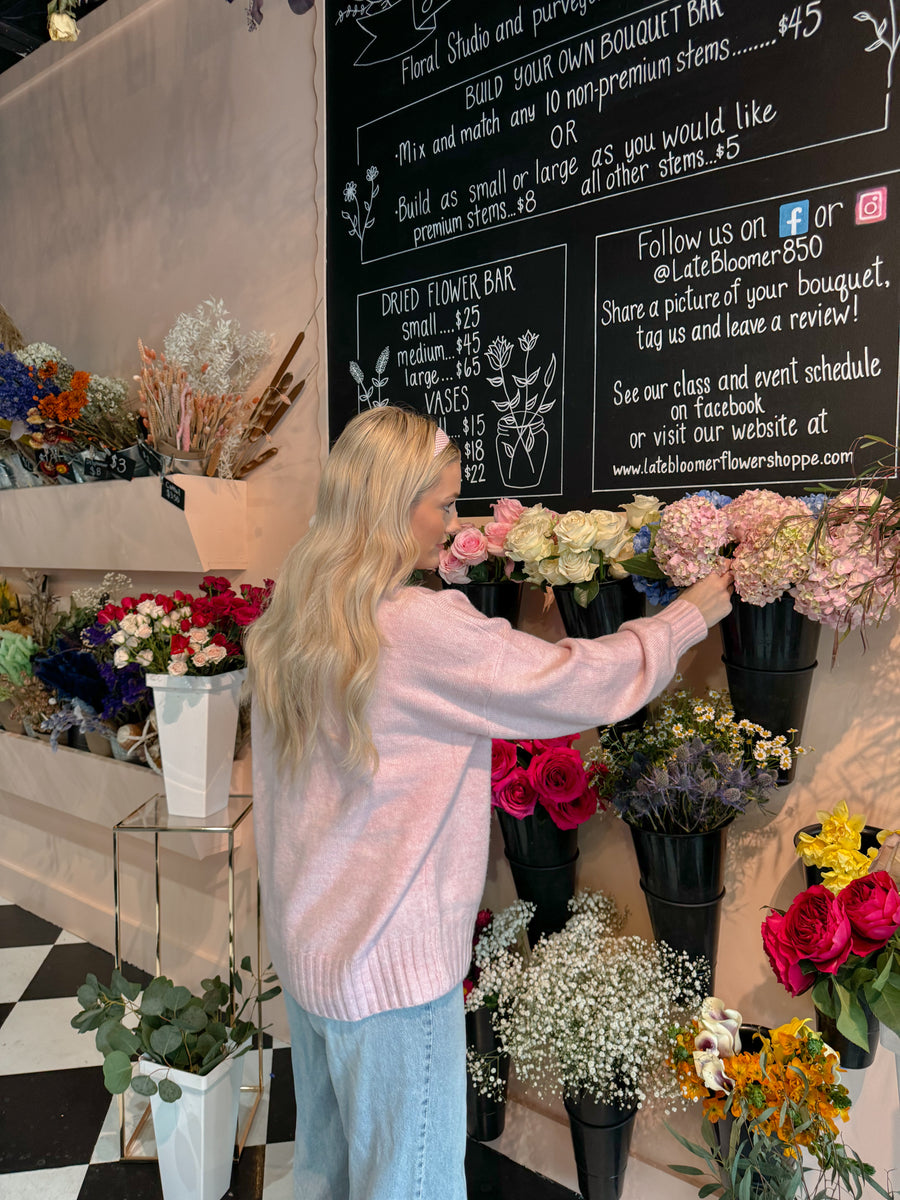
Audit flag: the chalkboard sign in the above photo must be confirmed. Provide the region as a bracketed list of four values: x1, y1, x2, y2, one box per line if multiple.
[325, 0, 900, 513]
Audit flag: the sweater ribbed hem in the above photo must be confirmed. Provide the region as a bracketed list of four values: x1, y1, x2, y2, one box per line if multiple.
[282, 911, 475, 1021]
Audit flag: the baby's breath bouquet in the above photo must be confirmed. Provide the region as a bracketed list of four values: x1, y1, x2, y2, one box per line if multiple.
[466, 890, 706, 1111]
[585, 688, 805, 835]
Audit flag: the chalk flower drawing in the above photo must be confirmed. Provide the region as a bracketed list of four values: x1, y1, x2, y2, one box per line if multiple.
[486, 331, 556, 490]
[342, 166, 379, 258]
[854, 0, 900, 125]
[349, 346, 390, 407]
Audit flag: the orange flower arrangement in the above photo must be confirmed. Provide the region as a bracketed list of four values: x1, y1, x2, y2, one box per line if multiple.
[38, 370, 90, 424]
[668, 1002, 888, 1199]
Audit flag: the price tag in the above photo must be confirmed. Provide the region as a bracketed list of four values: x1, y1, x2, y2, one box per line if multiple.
[161, 477, 186, 510]
[107, 451, 136, 481]
[139, 441, 163, 474]
[83, 458, 112, 480]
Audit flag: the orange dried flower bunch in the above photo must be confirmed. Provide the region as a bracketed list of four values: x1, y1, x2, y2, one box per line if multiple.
[38, 370, 90, 424]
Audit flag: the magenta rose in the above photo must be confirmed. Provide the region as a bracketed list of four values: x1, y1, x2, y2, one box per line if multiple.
[450, 526, 489, 566]
[493, 767, 538, 819]
[770, 885, 853, 986]
[491, 740, 518, 788]
[762, 909, 814, 996]
[527, 747, 586, 806]
[840, 870, 900, 956]
[545, 786, 597, 830]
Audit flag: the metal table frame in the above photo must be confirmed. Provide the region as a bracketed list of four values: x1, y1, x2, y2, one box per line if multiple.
[112, 792, 263, 1161]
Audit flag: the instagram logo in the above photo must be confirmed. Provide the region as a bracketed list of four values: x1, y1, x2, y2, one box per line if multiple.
[856, 187, 887, 224]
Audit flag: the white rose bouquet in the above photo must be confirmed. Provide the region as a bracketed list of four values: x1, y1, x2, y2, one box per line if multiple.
[503, 495, 663, 607]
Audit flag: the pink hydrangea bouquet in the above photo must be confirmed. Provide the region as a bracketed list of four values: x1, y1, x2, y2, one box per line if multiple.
[438, 497, 523, 585]
[628, 484, 900, 631]
[502, 494, 662, 607]
[91, 576, 272, 676]
[491, 735, 597, 829]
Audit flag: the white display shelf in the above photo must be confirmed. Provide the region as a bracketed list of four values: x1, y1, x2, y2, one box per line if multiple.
[0, 475, 247, 572]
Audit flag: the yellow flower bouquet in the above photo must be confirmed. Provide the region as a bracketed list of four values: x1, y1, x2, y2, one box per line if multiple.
[795, 800, 897, 893]
[668, 1000, 890, 1198]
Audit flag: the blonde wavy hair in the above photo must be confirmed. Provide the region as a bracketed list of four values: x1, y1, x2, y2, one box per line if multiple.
[246, 406, 459, 776]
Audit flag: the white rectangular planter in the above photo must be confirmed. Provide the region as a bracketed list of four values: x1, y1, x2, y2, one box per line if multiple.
[147, 670, 246, 819]
[138, 1052, 244, 1200]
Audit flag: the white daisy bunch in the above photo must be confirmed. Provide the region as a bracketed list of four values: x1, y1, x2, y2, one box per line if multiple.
[469, 890, 706, 1110]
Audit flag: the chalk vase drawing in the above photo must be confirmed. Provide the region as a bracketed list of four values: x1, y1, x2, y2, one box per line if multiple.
[486, 331, 557, 491]
[496, 415, 549, 490]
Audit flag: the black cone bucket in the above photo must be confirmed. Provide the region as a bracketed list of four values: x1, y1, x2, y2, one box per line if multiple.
[720, 594, 819, 670]
[505, 852, 579, 944]
[466, 1008, 510, 1141]
[628, 825, 729, 903]
[816, 1001, 881, 1069]
[496, 806, 578, 867]
[564, 1093, 637, 1200]
[722, 660, 816, 784]
[446, 580, 523, 624]
[640, 883, 722, 990]
[554, 580, 647, 733]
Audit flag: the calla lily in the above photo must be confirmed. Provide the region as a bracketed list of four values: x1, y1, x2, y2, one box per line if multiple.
[692, 1048, 733, 1091]
[698, 996, 742, 1055]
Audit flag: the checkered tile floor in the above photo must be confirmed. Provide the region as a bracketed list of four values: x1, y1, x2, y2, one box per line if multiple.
[0, 896, 575, 1200]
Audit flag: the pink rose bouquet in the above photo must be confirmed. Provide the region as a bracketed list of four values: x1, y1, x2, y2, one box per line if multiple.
[762, 870, 900, 1051]
[491, 735, 596, 830]
[438, 497, 522, 586]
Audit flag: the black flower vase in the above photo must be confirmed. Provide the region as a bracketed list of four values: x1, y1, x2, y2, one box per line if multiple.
[815, 999, 881, 1069]
[496, 805, 578, 945]
[553, 579, 647, 734]
[628, 821, 732, 990]
[466, 1007, 510, 1142]
[564, 1091, 637, 1200]
[793, 823, 884, 890]
[720, 595, 819, 784]
[445, 580, 523, 624]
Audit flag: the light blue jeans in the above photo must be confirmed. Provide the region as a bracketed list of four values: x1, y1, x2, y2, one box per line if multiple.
[283, 984, 468, 1200]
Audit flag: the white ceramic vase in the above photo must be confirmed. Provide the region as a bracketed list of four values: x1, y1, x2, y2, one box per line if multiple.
[138, 1053, 243, 1200]
[146, 670, 245, 818]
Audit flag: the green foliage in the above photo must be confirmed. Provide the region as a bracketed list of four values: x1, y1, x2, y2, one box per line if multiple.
[71, 962, 281, 1104]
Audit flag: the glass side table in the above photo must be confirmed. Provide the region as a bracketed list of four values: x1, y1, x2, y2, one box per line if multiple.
[112, 791, 263, 1161]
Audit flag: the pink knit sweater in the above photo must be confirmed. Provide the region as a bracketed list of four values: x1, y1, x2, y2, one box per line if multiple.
[252, 587, 708, 1021]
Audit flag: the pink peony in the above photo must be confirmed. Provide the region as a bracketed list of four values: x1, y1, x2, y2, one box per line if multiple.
[437, 548, 470, 585]
[493, 767, 538, 818]
[840, 870, 900, 956]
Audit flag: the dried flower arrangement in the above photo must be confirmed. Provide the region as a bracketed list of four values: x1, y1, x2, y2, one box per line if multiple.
[138, 300, 316, 478]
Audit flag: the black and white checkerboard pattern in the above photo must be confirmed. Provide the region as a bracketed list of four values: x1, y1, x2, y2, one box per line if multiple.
[0, 895, 576, 1200]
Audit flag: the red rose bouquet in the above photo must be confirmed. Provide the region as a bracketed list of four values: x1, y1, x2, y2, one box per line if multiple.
[91, 575, 273, 677]
[491, 735, 597, 830]
[761, 871, 900, 1050]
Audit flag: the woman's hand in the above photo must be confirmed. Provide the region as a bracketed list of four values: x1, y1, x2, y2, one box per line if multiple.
[680, 570, 734, 629]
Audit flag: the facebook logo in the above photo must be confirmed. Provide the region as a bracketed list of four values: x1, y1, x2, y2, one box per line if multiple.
[779, 200, 809, 237]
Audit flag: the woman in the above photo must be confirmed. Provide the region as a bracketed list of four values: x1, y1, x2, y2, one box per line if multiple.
[247, 406, 732, 1200]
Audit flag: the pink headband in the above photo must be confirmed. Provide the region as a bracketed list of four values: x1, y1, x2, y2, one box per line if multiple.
[433, 427, 450, 457]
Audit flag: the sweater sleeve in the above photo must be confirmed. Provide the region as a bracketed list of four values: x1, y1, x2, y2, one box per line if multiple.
[386, 588, 710, 741]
